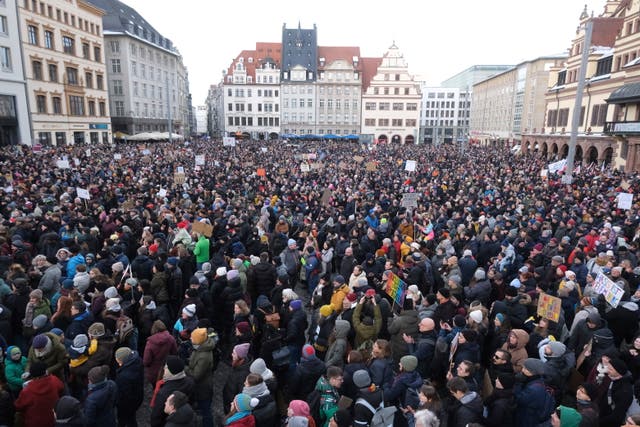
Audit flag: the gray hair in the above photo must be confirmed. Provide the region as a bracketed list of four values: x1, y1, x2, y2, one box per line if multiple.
[414, 409, 440, 427]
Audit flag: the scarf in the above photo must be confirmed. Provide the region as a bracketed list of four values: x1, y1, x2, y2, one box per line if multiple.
[34, 338, 52, 358]
[150, 379, 165, 407]
[88, 339, 98, 355]
[23, 302, 35, 327]
[163, 370, 186, 382]
[225, 411, 251, 425]
[243, 381, 269, 398]
[69, 354, 88, 367]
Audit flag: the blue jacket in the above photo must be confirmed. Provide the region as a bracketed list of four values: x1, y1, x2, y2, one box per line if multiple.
[85, 380, 118, 427]
[66, 254, 85, 280]
[368, 357, 394, 390]
[384, 370, 422, 406]
[514, 376, 553, 427]
[115, 352, 144, 414]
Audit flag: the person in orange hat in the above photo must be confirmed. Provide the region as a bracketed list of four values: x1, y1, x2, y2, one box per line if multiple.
[185, 328, 215, 427]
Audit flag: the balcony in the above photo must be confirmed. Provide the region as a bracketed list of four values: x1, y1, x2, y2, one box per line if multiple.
[604, 121, 640, 135]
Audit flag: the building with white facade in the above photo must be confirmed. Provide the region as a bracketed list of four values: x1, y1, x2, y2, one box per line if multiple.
[20, 0, 111, 145]
[315, 46, 361, 136]
[223, 42, 281, 140]
[419, 86, 469, 146]
[87, 0, 190, 137]
[0, 0, 31, 145]
[194, 104, 206, 135]
[360, 43, 421, 143]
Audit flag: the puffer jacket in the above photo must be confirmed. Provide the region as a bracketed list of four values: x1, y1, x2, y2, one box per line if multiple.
[352, 303, 382, 348]
[388, 309, 419, 364]
[384, 369, 422, 407]
[84, 380, 117, 427]
[184, 336, 215, 400]
[501, 329, 529, 373]
[325, 320, 350, 368]
[143, 330, 178, 384]
[26, 332, 68, 380]
[115, 351, 144, 416]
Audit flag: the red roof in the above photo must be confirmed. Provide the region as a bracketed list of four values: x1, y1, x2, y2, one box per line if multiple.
[317, 46, 361, 70]
[360, 57, 383, 90]
[226, 42, 282, 80]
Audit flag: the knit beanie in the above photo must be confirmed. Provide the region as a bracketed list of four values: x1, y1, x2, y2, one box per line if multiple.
[234, 393, 259, 412]
[88, 322, 105, 338]
[558, 405, 582, 427]
[233, 343, 250, 360]
[190, 328, 207, 345]
[523, 358, 546, 376]
[236, 322, 251, 335]
[104, 286, 119, 299]
[71, 334, 88, 353]
[400, 355, 418, 372]
[468, 310, 483, 324]
[302, 344, 315, 360]
[29, 361, 47, 378]
[55, 396, 82, 421]
[319, 305, 333, 317]
[165, 355, 185, 375]
[353, 369, 372, 388]
[7, 346, 21, 361]
[250, 358, 267, 375]
[32, 314, 48, 329]
[115, 347, 132, 362]
[288, 400, 311, 417]
[32, 334, 50, 350]
[88, 365, 108, 384]
[182, 303, 196, 317]
[29, 289, 43, 300]
[289, 299, 302, 311]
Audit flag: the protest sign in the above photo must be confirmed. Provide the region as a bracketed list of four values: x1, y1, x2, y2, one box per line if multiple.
[321, 188, 332, 206]
[142, 149, 151, 155]
[618, 192, 633, 210]
[56, 160, 70, 169]
[405, 160, 416, 172]
[86, 149, 91, 157]
[176, 166, 184, 174]
[192, 221, 213, 237]
[158, 188, 167, 198]
[223, 137, 236, 147]
[310, 162, 323, 170]
[537, 292, 562, 322]
[73, 158, 80, 167]
[540, 169, 548, 178]
[257, 168, 266, 177]
[301, 162, 310, 172]
[548, 159, 567, 174]
[261, 147, 267, 153]
[384, 272, 407, 306]
[278, 168, 287, 175]
[401, 193, 419, 208]
[354, 155, 365, 163]
[114, 154, 122, 160]
[76, 187, 90, 200]
[173, 173, 186, 184]
[195, 155, 205, 166]
[593, 272, 625, 308]
[365, 161, 377, 171]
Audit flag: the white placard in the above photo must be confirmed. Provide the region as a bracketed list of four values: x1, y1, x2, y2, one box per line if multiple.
[261, 147, 267, 153]
[402, 193, 420, 208]
[223, 137, 236, 147]
[142, 149, 151, 155]
[85, 149, 91, 157]
[300, 162, 310, 172]
[114, 154, 122, 160]
[618, 192, 634, 210]
[158, 188, 167, 198]
[76, 187, 90, 200]
[56, 160, 70, 169]
[73, 158, 80, 166]
[548, 159, 567, 173]
[177, 167, 184, 174]
[540, 169, 548, 177]
[3, 186, 13, 193]
[405, 160, 417, 172]
[195, 155, 205, 166]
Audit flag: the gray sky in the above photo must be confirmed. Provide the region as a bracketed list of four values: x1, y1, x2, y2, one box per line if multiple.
[122, 0, 605, 104]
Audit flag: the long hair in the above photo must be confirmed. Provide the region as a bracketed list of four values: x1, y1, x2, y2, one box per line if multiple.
[52, 296, 73, 322]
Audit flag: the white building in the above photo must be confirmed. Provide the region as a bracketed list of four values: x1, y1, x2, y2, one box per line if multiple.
[20, 0, 111, 145]
[419, 86, 470, 145]
[0, 0, 31, 145]
[194, 105, 207, 135]
[360, 43, 421, 143]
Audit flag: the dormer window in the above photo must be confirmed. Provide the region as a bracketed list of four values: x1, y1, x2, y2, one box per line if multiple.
[248, 57, 253, 63]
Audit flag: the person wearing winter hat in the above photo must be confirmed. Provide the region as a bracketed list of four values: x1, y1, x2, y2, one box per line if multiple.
[598, 358, 634, 427]
[575, 383, 599, 426]
[5, 345, 26, 394]
[249, 357, 277, 394]
[27, 332, 68, 380]
[223, 343, 254, 413]
[384, 354, 423, 422]
[150, 355, 195, 427]
[288, 343, 326, 400]
[85, 365, 118, 427]
[173, 303, 198, 341]
[14, 360, 64, 427]
[55, 395, 86, 426]
[225, 393, 258, 427]
[287, 400, 314, 427]
[484, 370, 516, 427]
[24, 288, 51, 337]
[185, 327, 215, 427]
[551, 405, 582, 427]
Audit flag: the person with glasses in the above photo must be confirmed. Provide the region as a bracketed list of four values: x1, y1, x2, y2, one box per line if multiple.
[488, 349, 514, 384]
[315, 366, 343, 427]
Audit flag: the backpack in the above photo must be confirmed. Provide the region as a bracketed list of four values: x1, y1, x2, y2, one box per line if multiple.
[307, 389, 323, 427]
[115, 314, 135, 344]
[355, 397, 397, 427]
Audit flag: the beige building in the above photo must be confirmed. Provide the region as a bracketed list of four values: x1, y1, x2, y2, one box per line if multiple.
[20, 0, 111, 145]
[360, 43, 421, 143]
[470, 56, 566, 147]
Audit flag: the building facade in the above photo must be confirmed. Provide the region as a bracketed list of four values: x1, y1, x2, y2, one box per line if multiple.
[360, 43, 421, 143]
[194, 104, 206, 135]
[0, 0, 31, 145]
[20, 0, 111, 145]
[223, 42, 281, 140]
[315, 46, 362, 136]
[471, 56, 566, 147]
[280, 24, 317, 135]
[206, 82, 223, 139]
[419, 86, 469, 146]
[86, 0, 189, 138]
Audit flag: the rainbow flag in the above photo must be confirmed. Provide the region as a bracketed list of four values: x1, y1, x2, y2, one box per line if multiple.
[384, 272, 407, 306]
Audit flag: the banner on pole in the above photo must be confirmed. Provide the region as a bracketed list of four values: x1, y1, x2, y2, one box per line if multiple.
[384, 272, 407, 306]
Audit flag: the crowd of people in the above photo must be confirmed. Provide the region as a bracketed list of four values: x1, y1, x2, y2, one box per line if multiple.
[0, 138, 638, 427]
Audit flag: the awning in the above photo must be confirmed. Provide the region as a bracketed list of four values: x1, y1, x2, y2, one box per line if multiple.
[606, 82, 640, 104]
[114, 131, 129, 138]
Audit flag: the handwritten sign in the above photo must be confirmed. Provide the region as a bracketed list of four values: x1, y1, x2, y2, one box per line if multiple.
[593, 272, 625, 308]
[401, 193, 419, 208]
[354, 155, 365, 163]
[195, 155, 205, 166]
[157, 188, 167, 198]
[56, 160, 70, 169]
[537, 292, 562, 322]
[321, 188, 332, 206]
[405, 160, 417, 172]
[174, 173, 186, 184]
[223, 137, 236, 147]
[301, 162, 310, 172]
[365, 161, 377, 171]
[76, 187, 90, 200]
[618, 192, 633, 210]
[192, 221, 213, 238]
[114, 154, 122, 160]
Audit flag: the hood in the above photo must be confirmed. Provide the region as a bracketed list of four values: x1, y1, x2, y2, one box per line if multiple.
[460, 391, 480, 405]
[194, 337, 216, 352]
[400, 370, 423, 389]
[511, 329, 530, 350]
[518, 293, 532, 305]
[334, 320, 351, 339]
[622, 301, 639, 312]
[169, 403, 195, 424]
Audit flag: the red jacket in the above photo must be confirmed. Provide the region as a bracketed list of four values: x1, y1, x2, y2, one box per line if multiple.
[14, 374, 64, 427]
[226, 414, 255, 427]
[143, 330, 177, 384]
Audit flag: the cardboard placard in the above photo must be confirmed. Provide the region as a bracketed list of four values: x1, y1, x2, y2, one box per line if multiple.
[257, 168, 266, 177]
[365, 161, 377, 171]
[76, 187, 90, 200]
[310, 163, 323, 171]
[338, 161, 349, 170]
[192, 221, 213, 237]
[321, 188, 332, 206]
[121, 200, 134, 211]
[354, 155, 365, 163]
[279, 168, 287, 175]
[174, 173, 186, 184]
[537, 292, 561, 322]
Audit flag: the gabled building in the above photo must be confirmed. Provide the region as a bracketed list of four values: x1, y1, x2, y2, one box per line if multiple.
[223, 42, 281, 140]
[0, 0, 31, 145]
[315, 46, 362, 136]
[360, 43, 421, 143]
[20, 0, 111, 145]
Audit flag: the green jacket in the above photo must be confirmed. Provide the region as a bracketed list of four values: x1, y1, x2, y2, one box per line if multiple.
[26, 332, 69, 380]
[185, 336, 214, 400]
[352, 303, 382, 347]
[34, 299, 52, 319]
[193, 236, 210, 264]
[315, 375, 340, 427]
[5, 356, 27, 392]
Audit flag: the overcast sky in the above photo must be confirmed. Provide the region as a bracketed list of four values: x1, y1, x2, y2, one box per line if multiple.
[122, 0, 606, 104]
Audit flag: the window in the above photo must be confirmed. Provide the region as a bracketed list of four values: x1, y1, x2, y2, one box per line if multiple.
[52, 96, 62, 114]
[0, 16, 7, 36]
[65, 67, 78, 85]
[133, 81, 138, 96]
[111, 59, 121, 73]
[393, 103, 404, 111]
[596, 56, 612, 76]
[82, 43, 89, 59]
[32, 60, 42, 80]
[131, 61, 136, 75]
[228, 103, 232, 112]
[142, 83, 146, 97]
[114, 100, 124, 116]
[93, 46, 101, 62]
[365, 102, 376, 110]
[379, 102, 390, 111]
[27, 25, 38, 45]
[365, 118, 375, 126]
[406, 119, 417, 127]
[591, 104, 608, 126]
[99, 101, 105, 116]
[44, 30, 53, 49]
[36, 94, 46, 113]
[62, 36, 74, 54]
[88, 100, 95, 116]
[48, 63, 57, 82]
[96, 74, 103, 89]
[113, 80, 123, 95]
[392, 119, 403, 126]
[110, 40, 119, 53]
[85, 72, 92, 88]
[0, 46, 10, 71]
[141, 64, 145, 79]
[308, 99, 312, 108]
[406, 103, 417, 111]
[130, 43, 136, 56]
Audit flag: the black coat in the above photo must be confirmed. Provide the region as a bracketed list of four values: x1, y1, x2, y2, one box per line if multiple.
[250, 262, 277, 297]
[150, 375, 195, 427]
[598, 373, 633, 427]
[483, 388, 515, 427]
[115, 352, 144, 415]
[220, 277, 244, 332]
[285, 309, 308, 348]
[288, 356, 326, 400]
[222, 357, 252, 413]
[448, 391, 484, 427]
